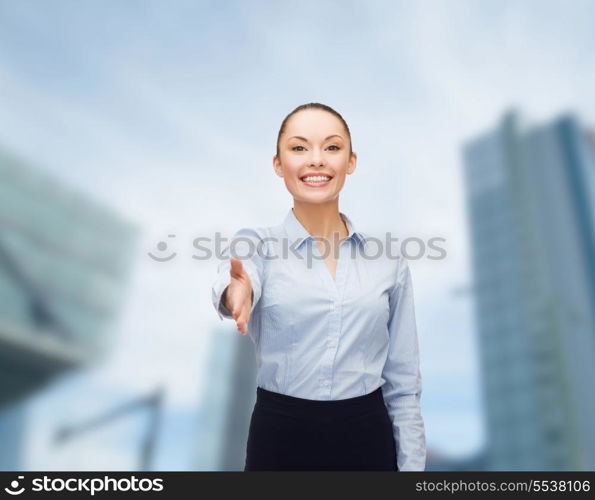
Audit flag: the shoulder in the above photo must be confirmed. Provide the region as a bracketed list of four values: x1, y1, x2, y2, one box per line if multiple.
[228, 225, 279, 259]
[359, 229, 405, 265]
[397, 255, 412, 286]
[230, 226, 268, 241]
[230, 224, 281, 244]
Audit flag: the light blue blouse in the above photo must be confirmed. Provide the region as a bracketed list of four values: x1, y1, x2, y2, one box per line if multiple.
[211, 208, 426, 471]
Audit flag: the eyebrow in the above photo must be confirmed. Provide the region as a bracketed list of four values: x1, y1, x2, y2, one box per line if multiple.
[288, 134, 344, 143]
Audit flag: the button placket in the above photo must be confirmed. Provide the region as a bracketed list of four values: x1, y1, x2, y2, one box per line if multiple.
[320, 241, 353, 399]
[318, 285, 336, 399]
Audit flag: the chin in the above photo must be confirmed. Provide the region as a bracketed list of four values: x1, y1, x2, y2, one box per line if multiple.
[293, 195, 339, 205]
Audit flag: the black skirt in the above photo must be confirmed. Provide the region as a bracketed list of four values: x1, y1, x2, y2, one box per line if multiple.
[244, 385, 398, 471]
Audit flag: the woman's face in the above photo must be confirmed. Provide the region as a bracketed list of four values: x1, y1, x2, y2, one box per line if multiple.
[273, 109, 357, 204]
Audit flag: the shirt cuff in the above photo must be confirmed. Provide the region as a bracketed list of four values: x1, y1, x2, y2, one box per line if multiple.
[212, 271, 233, 321]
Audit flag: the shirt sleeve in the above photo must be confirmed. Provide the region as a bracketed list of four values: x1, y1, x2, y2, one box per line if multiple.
[211, 227, 264, 322]
[381, 256, 426, 471]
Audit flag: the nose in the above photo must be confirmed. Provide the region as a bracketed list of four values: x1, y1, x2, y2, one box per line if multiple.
[309, 148, 324, 167]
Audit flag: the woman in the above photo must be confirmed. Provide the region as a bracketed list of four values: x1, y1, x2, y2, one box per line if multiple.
[211, 103, 426, 471]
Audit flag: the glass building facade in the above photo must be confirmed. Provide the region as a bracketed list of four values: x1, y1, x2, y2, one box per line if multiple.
[0, 148, 139, 468]
[463, 111, 595, 470]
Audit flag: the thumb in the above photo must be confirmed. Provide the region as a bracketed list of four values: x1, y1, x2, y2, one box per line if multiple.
[229, 257, 245, 279]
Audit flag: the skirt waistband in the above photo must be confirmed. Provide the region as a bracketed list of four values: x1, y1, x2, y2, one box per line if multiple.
[255, 385, 387, 421]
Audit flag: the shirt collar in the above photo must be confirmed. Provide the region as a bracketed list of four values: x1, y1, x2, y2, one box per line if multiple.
[282, 208, 367, 250]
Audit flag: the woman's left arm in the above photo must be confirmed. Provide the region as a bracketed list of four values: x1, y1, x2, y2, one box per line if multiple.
[381, 256, 427, 471]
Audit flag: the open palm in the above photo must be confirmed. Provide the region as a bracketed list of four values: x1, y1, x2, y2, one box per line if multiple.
[223, 257, 254, 335]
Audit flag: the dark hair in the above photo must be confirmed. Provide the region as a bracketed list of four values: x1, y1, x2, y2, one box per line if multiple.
[275, 102, 353, 159]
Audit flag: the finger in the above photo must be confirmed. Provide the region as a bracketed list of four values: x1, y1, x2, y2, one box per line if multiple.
[236, 303, 251, 335]
[231, 304, 242, 322]
[236, 314, 247, 335]
[229, 288, 248, 318]
[232, 303, 246, 334]
[236, 317, 246, 335]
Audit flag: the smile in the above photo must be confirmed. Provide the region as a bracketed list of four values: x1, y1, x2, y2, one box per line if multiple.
[300, 175, 333, 187]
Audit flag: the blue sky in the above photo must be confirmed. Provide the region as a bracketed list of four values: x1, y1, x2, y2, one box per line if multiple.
[1, 0, 594, 469]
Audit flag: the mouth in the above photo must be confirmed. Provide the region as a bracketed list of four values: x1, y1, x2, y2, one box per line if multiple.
[299, 174, 333, 187]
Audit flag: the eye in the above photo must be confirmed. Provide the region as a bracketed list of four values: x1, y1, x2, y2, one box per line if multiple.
[327, 145, 340, 151]
[291, 145, 305, 151]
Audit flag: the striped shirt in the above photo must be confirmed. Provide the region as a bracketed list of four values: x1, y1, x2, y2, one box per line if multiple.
[211, 207, 426, 471]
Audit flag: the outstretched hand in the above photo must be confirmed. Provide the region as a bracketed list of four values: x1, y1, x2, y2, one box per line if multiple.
[223, 257, 254, 335]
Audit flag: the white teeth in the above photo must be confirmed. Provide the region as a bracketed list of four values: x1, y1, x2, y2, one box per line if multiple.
[302, 176, 331, 182]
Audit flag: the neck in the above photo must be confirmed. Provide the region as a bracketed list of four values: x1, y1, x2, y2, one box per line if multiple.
[292, 199, 349, 241]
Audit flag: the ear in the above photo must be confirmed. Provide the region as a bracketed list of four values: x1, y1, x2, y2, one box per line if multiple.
[347, 151, 357, 175]
[272, 154, 284, 177]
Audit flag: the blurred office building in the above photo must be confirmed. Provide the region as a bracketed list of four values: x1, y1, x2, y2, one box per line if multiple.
[0, 149, 139, 469]
[194, 327, 257, 471]
[462, 110, 595, 470]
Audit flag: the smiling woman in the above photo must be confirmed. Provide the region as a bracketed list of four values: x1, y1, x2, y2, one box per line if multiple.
[273, 104, 356, 209]
[211, 102, 426, 471]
